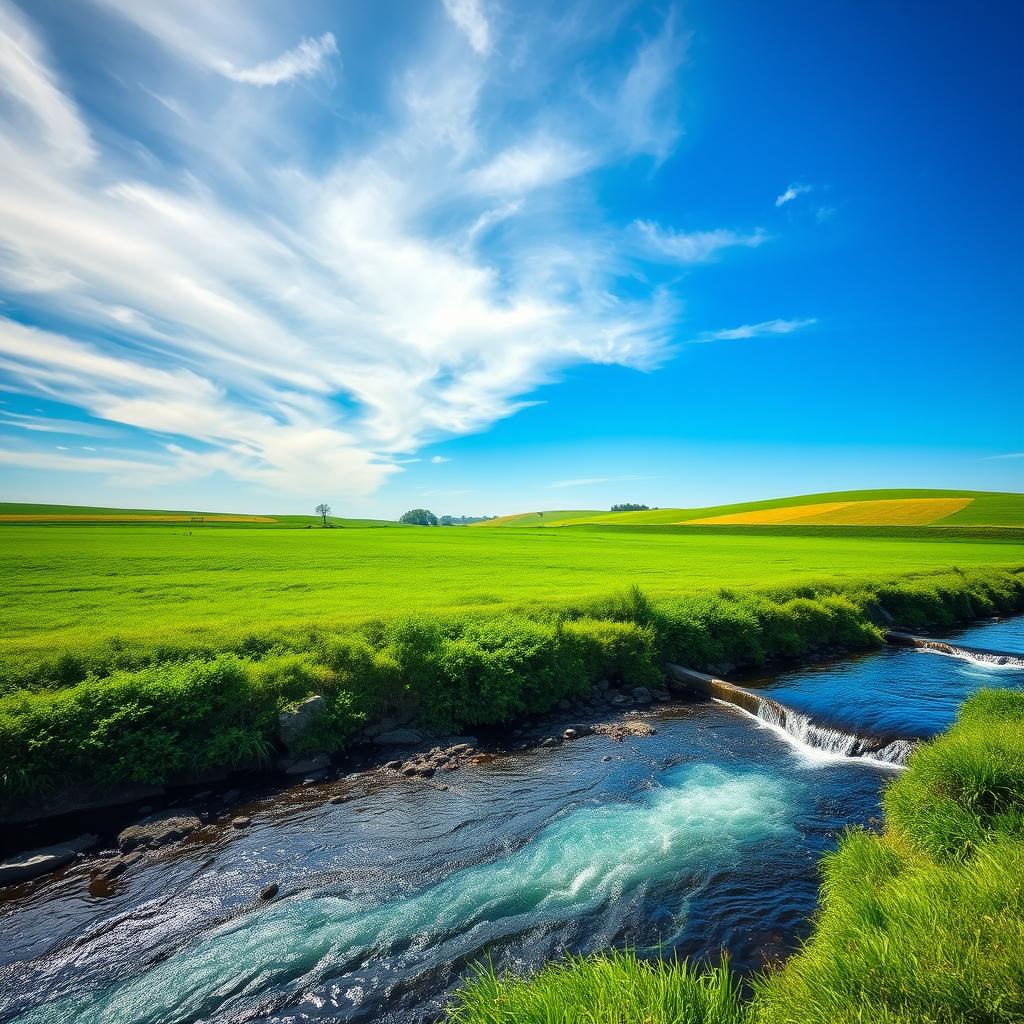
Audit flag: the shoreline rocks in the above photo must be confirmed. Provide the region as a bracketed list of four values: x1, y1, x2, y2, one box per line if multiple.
[0, 834, 98, 887]
[117, 812, 201, 853]
[278, 694, 327, 753]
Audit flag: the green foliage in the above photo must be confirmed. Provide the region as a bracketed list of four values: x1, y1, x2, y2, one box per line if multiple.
[451, 689, 1024, 1024]
[448, 950, 748, 1024]
[400, 508, 439, 526]
[610, 503, 650, 512]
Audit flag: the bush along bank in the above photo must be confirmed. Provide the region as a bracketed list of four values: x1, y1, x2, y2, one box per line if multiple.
[1, 566, 1022, 813]
[448, 687, 1024, 1024]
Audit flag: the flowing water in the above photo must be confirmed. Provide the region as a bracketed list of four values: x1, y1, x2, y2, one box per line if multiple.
[743, 617, 1024, 743]
[1, 618, 1021, 1024]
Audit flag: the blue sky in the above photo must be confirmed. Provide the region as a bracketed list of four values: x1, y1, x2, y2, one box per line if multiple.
[0, 0, 1020, 517]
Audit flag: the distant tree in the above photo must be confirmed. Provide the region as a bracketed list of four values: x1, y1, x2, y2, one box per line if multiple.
[315, 503, 331, 526]
[400, 508, 438, 526]
[610, 503, 650, 512]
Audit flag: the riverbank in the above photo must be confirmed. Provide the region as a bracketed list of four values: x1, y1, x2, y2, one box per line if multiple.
[449, 685, 1024, 1023]
[2, 566, 1023, 823]
[2, 622, 1020, 1022]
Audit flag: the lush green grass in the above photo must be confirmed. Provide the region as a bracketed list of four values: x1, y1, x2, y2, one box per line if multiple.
[450, 951, 747, 1024]
[2, 560, 1023, 808]
[473, 489, 1024, 528]
[2, 523, 1022, 678]
[448, 688, 1024, 1024]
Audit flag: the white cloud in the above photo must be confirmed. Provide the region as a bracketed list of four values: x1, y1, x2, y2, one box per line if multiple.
[633, 220, 767, 262]
[0, 411, 118, 437]
[698, 318, 818, 342]
[94, 1, 337, 86]
[442, 0, 492, 56]
[430, 455, 452, 463]
[0, 0, 94, 166]
[983, 452, 1024, 460]
[775, 183, 812, 207]
[0, 4, 770, 502]
[548, 474, 651, 488]
[215, 33, 338, 87]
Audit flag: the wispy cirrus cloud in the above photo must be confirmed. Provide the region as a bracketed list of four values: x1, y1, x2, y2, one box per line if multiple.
[0, 1, 785, 503]
[215, 32, 338, 87]
[697, 318, 818, 342]
[548, 474, 653, 488]
[775, 182, 812, 207]
[443, 0, 492, 56]
[93, 1, 338, 86]
[632, 220, 768, 262]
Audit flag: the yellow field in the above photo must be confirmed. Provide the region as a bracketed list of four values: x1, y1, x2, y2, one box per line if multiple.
[686, 497, 972, 527]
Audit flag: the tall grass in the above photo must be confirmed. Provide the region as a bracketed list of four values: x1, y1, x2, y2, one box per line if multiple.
[448, 688, 1024, 1024]
[449, 950, 748, 1024]
[1, 567, 1022, 805]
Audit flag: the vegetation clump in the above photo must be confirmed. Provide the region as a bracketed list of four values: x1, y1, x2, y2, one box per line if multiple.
[400, 508, 439, 526]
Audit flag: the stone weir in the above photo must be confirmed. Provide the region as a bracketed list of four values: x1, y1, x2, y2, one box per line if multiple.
[666, 664, 915, 767]
[886, 632, 1024, 668]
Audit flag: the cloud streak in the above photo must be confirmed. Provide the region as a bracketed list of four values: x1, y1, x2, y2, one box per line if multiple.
[633, 220, 767, 262]
[775, 183, 812, 207]
[215, 33, 338, 86]
[697, 318, 818, 342]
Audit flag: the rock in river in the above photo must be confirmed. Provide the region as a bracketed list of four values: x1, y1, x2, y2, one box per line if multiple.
[278, 694, 327, 753]
[118, 811, 201, 853]
[0, 834, 98, 887]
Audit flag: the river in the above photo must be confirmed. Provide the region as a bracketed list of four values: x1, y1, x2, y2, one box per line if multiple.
[1, 617, 1021, 1024]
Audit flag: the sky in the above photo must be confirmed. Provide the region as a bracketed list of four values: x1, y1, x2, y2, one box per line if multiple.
[0, 0, 1020, 518]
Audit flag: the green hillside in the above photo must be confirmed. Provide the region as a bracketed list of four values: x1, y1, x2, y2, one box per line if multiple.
[0, 502, 402, 529]
[473, 489, 1024, 528]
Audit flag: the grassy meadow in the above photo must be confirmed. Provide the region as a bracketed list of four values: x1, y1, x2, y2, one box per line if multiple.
[1, 495, 1022, 806]
[3, 520, 1024, 673]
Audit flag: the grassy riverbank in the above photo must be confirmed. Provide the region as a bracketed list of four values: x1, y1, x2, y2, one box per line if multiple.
[3, 522, 1022, 685]
[448, 687, 1024, 1023]
[1, 562, 1022, 808]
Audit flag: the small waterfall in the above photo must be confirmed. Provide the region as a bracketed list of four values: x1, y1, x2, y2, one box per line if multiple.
[666, 664, 916, 768]
[886, 632, 1024, 669]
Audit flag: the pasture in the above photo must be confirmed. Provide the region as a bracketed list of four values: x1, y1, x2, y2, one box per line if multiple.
[2, 519, 1023, 680]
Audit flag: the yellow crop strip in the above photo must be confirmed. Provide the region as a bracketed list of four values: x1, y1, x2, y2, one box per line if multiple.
[685, 497, 973, 527]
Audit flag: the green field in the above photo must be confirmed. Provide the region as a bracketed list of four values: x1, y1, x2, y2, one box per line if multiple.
[0, 502, 400, 529]
[2, 499, 1023, 809]
[3, 521, 1023, 674]
[474, 489, 1024, 528]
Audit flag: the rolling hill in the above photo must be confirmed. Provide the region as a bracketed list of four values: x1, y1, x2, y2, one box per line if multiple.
[0, 503, 402, 528]
[471, 489, 1024, 529]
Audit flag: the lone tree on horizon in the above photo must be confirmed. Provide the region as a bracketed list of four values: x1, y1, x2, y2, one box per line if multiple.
[315, 503, 331, 527]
